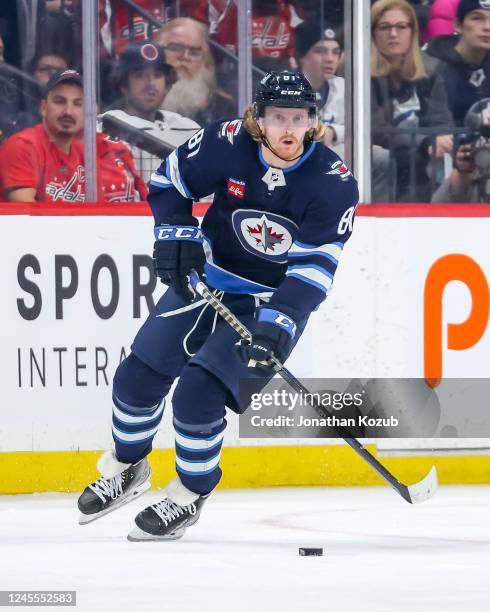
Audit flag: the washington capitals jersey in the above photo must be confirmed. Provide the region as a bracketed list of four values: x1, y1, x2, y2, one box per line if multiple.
[148, 119, 359, 319]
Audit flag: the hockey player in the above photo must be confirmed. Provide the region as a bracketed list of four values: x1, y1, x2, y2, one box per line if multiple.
[77, 70, 359, 541]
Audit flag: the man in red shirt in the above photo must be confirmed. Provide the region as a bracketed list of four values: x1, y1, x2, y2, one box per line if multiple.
[0, 69, 148, 203]
[0, 69, 85, 203]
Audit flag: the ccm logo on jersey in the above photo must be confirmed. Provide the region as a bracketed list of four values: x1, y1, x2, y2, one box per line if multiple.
[154, 226, 203, 241]
[326, 160, 352, 180]
[220, 119, 242, 144]
[227, 178, 246, 199]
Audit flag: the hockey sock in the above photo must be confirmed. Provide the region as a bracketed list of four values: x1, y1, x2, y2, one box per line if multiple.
[112, 353, 173, 464]
[172, 364, 228, 494]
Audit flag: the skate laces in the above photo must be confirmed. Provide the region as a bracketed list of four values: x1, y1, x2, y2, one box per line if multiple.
[88, 473, 125, 502]
[151, 498, 197, 526]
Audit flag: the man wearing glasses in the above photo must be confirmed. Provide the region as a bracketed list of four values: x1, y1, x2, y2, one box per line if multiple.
[156, 17, 235, 125]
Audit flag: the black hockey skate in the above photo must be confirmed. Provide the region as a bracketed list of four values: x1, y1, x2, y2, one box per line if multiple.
[127, 479, 208, 541]
[78, 452, 151, 525]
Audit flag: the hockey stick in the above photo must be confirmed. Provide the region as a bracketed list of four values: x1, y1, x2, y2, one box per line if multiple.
[187, 270, 438, 504]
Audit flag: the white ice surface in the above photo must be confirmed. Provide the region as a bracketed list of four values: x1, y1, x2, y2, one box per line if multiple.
[1, 485, 489, 612]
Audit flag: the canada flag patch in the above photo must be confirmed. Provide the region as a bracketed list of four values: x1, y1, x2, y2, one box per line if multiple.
[227, 178, 245, 199]
[326, 160, 352, 180]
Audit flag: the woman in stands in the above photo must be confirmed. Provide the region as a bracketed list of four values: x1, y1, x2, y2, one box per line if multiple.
[370, 0, 454, 201]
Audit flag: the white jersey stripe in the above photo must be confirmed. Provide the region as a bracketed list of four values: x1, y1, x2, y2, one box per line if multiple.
[286, 266, 333, 291]
[289, 241, 343, 262]
[167, 149, 193, 199]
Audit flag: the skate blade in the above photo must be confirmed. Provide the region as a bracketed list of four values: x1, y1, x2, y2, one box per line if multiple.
[127, 525, 185, 542]
[78, 481, 151, 525]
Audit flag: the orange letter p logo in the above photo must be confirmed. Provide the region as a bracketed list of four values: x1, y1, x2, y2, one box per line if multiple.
[424, 254, 489, 386]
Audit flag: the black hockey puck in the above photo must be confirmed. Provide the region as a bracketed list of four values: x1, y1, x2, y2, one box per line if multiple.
[299, 547, 323, 556]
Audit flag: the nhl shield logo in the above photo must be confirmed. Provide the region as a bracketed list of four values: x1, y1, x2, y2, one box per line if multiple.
[232, 209, 297, 263]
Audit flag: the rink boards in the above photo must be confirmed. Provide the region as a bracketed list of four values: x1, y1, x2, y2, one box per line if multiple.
[1, 203, 489, 492]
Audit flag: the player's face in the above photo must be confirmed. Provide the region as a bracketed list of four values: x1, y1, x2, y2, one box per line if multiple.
[457, 10, 490, 51]
[260, 107, 311, 158]
[301, 40, 342, 84]
[124, 66, 168, 113]
[373, 8, 413, 60]
[41, 83, 84, 138]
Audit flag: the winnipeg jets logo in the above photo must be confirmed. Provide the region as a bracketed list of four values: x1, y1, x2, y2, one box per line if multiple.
[246, 216, 285, 253]
[326, 160, 352, 180]
[232, 210, 297, 262]
[220, 119, 242, 144]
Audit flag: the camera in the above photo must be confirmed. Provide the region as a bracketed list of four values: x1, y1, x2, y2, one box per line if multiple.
[462, 99, 490, 169]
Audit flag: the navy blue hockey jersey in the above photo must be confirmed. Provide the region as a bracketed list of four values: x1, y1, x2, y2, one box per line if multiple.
[148, 119, 359, 319]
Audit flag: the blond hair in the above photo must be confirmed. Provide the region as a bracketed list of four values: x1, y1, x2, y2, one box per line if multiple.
[243, 104, 327, 144]
[371, 0, 427, 81]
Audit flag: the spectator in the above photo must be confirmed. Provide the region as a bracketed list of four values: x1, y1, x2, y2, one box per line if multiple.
[424, 0, 490, 126]
[113, 41, 176, 122]
[424, 0, 459, 41]
[185, 0, 297, 69]
[431, 137, 490, 200]
[99, 0, 168, 59]
[432, 97, 490, 201]
[0, 35, 38, 143]
[371, 0, 454, 201]
[23, 50, 69, 120]
[31, 51, 69, 87]
[295, 22, 345, 155]
[0, 69, 146, 203]
[156, 17, 235, 123]
[0, 69, 85, 202]
[294, 20, 391, 200]
[95, 132, 148, 202]
[107, 40, 199, 183]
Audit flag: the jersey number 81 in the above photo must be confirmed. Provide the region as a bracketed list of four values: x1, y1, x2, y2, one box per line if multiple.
[187, 129, 204, 159]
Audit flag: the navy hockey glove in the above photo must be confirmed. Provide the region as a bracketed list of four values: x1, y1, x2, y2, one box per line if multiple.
[236, 307, 298, 373]
[153, 217, 205, 303]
